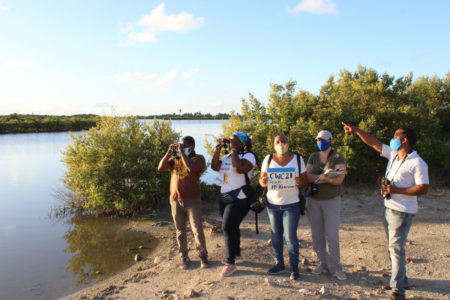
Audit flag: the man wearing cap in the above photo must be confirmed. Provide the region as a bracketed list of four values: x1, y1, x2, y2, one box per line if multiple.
[306, 130, 348, 280]
[341, 123, 429, 300]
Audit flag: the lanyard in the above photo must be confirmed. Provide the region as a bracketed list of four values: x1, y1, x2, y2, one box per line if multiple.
[386, 151, 410, 181]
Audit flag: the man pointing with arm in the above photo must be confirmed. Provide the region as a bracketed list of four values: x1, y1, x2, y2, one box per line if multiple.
[342, 122, 429, 300]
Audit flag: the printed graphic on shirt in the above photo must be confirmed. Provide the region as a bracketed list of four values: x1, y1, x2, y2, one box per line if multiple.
[220, 162, 232, 186]
[174, 159, 189, 178]
[267, 167, 295, 191]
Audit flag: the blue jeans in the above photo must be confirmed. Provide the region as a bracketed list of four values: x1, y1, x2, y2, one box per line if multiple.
[384, 208, 414, 295]
[267, 202, 300, 272]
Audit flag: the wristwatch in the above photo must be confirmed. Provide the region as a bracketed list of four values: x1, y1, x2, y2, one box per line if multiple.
[231, 147, 237, 152]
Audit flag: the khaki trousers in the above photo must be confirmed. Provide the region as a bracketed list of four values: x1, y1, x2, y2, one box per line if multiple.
[170, 198, 208, 258]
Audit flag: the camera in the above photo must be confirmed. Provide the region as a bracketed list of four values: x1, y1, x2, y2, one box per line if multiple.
[306, 182, 319, 196]
[169, 144, 180, 158]
[379, 176, 391, 200]
[217, 138, 230, 154]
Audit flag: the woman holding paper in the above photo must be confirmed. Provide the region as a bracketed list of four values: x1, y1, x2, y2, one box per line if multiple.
[259, 135, 307, 280]
[306, 130, 347, 280]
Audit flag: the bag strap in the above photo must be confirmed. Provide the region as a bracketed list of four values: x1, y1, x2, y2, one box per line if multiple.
[243, 151, 259, 184]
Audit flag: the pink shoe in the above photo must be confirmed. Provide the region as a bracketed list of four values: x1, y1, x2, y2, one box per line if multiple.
[220, 264, 237, 277]
[221, 256, 244, 265]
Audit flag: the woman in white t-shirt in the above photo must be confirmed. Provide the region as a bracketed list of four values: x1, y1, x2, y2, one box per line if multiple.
[211, 132, 256, 277]
[259, 135, 307, 280]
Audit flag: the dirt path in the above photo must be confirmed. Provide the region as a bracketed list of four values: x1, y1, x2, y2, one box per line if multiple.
[63, 187, 450, 300]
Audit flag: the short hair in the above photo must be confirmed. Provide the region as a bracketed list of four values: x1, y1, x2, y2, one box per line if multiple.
[399, 128, 417, 147]
[182, 136, 195, 147]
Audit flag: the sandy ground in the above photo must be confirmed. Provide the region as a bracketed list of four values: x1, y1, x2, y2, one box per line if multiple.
[63, 187, 449, 300]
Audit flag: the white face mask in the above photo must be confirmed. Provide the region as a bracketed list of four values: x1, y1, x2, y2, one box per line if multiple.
[183, 148, 191, 156]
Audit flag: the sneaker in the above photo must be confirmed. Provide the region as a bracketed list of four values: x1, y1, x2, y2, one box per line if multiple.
[290, 272, 300, 280]
[332, 270, 347, 281]
[312, 264, 327, 275]
[200, 257, 209, 269]
[179, 256, 190, 270]
[221, 256, 244, 265]
[221, 264, 237, 277]
[268, 263, 286, 275]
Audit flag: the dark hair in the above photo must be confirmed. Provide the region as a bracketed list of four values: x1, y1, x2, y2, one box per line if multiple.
[400, 128, 417, 147]
[182, 136, 195, 147]
[274, 135, 288, 143]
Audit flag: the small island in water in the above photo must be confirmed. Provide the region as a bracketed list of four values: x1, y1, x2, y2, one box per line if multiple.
[0, 112, 231, 134]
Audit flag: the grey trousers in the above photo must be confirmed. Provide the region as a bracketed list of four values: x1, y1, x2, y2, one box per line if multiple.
[307, 196, 342, 273]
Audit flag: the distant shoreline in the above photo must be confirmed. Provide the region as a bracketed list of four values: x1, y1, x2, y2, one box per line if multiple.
[0, 114, 230, 134]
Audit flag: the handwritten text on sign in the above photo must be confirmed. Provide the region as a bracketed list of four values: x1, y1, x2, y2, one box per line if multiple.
[267, 168, 296, 191]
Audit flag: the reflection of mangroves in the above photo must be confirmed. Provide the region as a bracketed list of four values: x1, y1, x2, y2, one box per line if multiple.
[62, 213, 156, 286]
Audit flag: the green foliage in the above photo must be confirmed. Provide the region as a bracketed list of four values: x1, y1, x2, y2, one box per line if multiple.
[61, 116, 180, 215]
[221, 66, 449, 184]
[137, 112, 230, 120]
[0, 114, 99, 133]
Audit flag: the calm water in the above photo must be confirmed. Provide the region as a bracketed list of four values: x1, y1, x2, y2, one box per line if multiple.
[0, 120, 225, 300]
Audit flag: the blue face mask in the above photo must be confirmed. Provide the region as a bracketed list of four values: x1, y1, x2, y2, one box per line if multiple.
[389, 138, 402, 151]
[317, 141, 332, 151]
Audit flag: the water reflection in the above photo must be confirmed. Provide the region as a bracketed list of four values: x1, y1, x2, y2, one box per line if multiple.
[61, 213, 157, 286]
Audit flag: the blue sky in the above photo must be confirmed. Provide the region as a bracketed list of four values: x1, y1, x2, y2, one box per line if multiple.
[0, 0, 448, 115]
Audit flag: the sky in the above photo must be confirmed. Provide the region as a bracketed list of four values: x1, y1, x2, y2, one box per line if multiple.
[0, 0, 449, 116]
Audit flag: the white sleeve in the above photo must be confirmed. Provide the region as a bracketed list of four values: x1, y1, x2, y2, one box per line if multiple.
[242, 152, 256, 167]
[381, 144, 392, 160]
[414, 158, 429, 185]
[261, 155, 270, 172]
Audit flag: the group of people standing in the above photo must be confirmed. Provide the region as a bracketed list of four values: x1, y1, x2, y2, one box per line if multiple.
[158, 123, 428, 300]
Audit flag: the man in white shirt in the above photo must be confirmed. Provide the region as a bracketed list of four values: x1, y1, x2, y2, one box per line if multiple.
[342, 122, 429, 300]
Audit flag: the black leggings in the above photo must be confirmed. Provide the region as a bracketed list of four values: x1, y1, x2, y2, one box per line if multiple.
[220, 198, 250, 264]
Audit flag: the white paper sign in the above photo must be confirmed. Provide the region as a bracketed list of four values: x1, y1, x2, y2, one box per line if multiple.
[267, 167, 296, 191]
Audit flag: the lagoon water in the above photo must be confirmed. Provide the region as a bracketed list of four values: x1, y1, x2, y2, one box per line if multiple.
[0, 120, 225, 300]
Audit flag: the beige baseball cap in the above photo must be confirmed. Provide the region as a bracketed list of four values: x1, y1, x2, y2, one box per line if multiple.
[316, 130, 332, 140]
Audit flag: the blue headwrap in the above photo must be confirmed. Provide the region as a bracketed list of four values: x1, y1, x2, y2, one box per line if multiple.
[233, 132, 248, 145]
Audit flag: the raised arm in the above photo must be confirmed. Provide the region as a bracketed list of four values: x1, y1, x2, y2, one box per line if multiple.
[158, 144, 175, 172]
[342, 122, 383, 153]
[177, 143, 205, 173]
[230, 149, 253, 173]
[211, 144, 223, 172]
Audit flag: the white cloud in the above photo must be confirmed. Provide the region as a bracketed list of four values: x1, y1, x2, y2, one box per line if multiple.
[149, 69, 177, 90]
[6, 60, 34, 68]
[181, 68, 200, 81]
[116, 72, 156, 83]
[123, 3, 204, 43]
[0, 5, 9, 11]
[292, 0, 339, 15]
[182, 68, 200, 87]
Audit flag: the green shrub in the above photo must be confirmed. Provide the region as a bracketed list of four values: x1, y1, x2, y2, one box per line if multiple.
[61, 116, 180, 215]
[220, 66, 449, 184]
